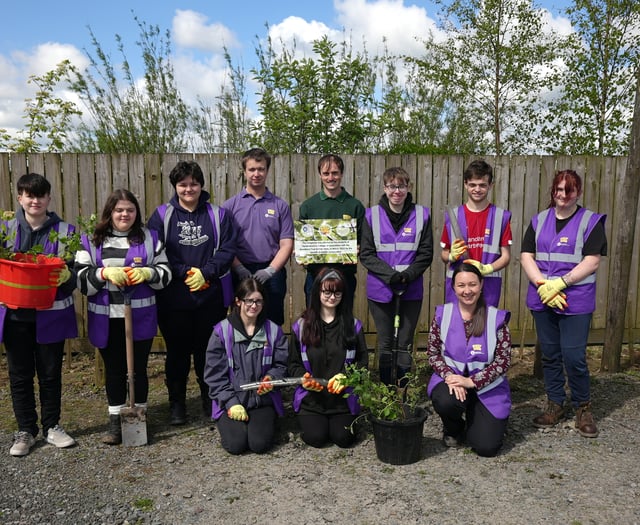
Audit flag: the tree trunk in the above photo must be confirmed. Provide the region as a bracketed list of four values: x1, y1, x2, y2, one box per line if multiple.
[602, 70, 640, 371]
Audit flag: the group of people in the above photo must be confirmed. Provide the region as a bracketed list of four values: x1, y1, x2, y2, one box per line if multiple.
[1, 152, 606, 459]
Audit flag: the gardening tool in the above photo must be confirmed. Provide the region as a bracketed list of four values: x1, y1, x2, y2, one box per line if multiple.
[239, 377, 328, 391]
[119, 287, 147, 446]
[390, 286, 407, 388]
[447, 206, 468, 262]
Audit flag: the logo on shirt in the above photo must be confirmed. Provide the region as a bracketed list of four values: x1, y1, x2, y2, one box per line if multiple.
[264, 208, 277, 219]
[470, 343, 483, 356]
[177, 220, 210, 246]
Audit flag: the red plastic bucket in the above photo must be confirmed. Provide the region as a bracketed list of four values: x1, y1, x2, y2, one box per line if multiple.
[0, 254, 65, 310]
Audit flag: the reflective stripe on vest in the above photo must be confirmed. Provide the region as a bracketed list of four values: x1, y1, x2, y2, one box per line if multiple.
[370, 205, 424, 254]
[292, 318, 359, 370]
[439, 303, 504, 394]
[48, 295, 74, 311]
[534, 208, 596, 285]
[215, 318, 280, 379]
[160, 202, 232, 284]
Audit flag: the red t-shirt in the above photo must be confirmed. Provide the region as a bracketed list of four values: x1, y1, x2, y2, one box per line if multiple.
[440, 204, 512, 261]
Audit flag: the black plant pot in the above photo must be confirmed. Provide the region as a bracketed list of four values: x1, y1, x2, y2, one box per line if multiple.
[369, 405, 428, 465]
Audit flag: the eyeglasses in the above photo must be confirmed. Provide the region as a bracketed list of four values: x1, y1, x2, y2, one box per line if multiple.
[242, 298, 264, 307]
[384, 184, 408, 193]
[321, 290, 343, 298]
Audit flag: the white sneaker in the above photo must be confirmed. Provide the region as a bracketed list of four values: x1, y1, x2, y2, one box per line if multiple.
[10, 431, 36, 457]
[46, 425, 76, 448]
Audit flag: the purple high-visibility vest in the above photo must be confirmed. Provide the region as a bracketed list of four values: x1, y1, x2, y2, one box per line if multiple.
[82, 229, 159, 348]
[365, 204, 429, 303]
[210, 318, 284, 419]
[157, 203, 233, 307]
[290, 317, 362, 415]
[444, 204, 511, 307]
[427, 303, 511, 419]
[526, 207, 605, 314]
[0, 220, 77, 344]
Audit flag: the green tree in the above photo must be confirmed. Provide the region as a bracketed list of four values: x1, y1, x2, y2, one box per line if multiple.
[541, 0, 640, 155]
[69, 16, 190, 153]
[251, 33, 377, 154]
[417, 0, 563, 155]
[0, 60, 81, 153]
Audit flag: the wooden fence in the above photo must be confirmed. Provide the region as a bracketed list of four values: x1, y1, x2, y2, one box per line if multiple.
[1, 153, 638, 352]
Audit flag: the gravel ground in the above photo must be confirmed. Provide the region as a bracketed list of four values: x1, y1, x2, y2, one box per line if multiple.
[1, 350, 640, 525]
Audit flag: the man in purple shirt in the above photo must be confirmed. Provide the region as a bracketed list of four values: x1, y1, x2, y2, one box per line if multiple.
[222, 148, 294, 326]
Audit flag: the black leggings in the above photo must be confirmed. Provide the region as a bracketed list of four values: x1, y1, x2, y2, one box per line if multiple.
[99, 319, 152, 407]
[431, 381, 508, 457]
[216, 406, 277, 454]
[296, 413, 357, 448]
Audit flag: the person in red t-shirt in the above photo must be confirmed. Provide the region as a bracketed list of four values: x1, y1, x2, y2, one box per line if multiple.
[440, 160, 512, 307]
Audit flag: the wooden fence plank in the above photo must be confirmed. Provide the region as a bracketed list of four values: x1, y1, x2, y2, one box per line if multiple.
[1, 152, 636, 351]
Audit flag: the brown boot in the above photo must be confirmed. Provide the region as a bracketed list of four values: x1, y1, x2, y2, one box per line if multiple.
[102, 415, 122, 445]
[575, 402, 599, 438]
[533, 399, 565, 428]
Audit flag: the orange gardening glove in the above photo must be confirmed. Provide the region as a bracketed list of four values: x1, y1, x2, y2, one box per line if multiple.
[448, 239, 468, 262]
[49, 266, 71, 287]
[327, 373, 347, 395]
[101, 267, 130, 287]
[227, 404, 249, 421]
[257, 375, 274, 396]
[301, 372, 324, 392]
[185, 268, 209, 292]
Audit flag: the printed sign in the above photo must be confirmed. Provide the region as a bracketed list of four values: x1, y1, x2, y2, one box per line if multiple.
[294, 219, 357, 265]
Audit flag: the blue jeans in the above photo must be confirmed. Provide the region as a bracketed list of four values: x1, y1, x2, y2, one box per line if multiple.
[531, 309, 593, 407]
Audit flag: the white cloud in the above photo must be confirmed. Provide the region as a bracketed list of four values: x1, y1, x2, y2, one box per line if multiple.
[172, 9, 240, 53]
[335, 0, 444, 55]
[0, 43, 88, 134]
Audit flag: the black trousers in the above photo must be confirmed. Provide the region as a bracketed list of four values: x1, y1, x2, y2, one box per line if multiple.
[296, 412, 357, 448]
[159, 303, 227, 398]
[4, 319, 65, 437]
[216, 405, 277, 454]
[431, 381, 508, 457]
[98, 318, 152, 407]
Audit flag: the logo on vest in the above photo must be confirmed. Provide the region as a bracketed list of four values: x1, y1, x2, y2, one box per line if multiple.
[556, 236, 570, 247]
[132, 256, 143, 266]
[402, 227, 413, 237]
[470, 343, 483, 356]
[484, 227, 491, 236]
[177, 220, 210, 246]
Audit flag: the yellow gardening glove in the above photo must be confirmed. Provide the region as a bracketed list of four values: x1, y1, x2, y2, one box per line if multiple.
[546, 293, 568, 311]
[102, 267, 130, 287]
[227, 404, 249, 421]
[49, 266, 71, 287]
[257, 375, 273, 396]
[301, 372, 324, 392]
[185, 267, 207, 292]
[125, 267, 153, 285]
[537, 278, 568, 305]
[466, 259, 494, 276]
[327, 373, 347, 395]
[448, 239, 468, 262]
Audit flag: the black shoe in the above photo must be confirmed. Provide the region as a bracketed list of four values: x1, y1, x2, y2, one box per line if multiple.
[169, 402, 187, 425]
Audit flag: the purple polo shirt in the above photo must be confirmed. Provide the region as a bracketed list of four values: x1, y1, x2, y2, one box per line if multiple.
[222, 187, 294, 264]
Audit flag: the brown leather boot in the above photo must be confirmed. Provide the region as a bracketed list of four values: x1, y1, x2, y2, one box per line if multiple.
[575, 402, 599, 438]
[532, 399, 565, 428]
[102, 415, 122, 445]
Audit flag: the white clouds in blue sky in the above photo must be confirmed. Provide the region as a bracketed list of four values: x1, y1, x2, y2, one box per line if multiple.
[0, 0, 573, 135]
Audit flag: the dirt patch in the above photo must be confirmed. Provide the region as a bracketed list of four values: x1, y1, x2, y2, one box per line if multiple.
[1, 347, 640, 525]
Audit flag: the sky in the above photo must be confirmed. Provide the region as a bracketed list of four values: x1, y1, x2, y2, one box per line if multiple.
[0, 0, 574, 136]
